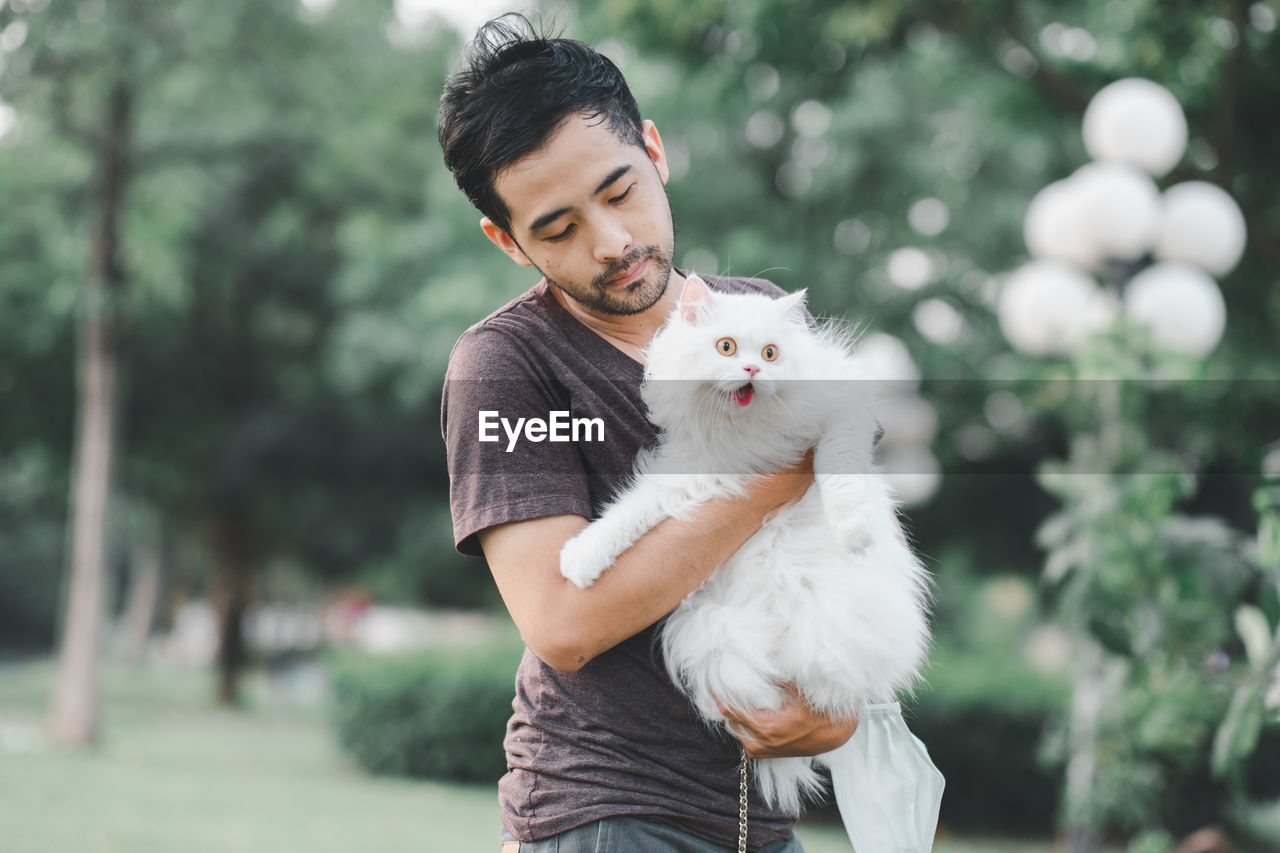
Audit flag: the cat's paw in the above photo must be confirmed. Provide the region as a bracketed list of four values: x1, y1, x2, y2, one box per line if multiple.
[559, 529, 614, 589]
[829, 508, 874, 554]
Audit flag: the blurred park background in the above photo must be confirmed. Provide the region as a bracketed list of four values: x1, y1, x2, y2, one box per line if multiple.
[2, 0, 1280, 850]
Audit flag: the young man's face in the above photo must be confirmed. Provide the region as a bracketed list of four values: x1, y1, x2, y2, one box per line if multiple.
[481, 113, 676, 317]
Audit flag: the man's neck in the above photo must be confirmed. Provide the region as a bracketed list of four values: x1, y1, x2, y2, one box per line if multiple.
[550, 269, 687, 362]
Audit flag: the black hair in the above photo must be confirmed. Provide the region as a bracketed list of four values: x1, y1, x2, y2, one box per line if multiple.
[437, 13, 645, 236]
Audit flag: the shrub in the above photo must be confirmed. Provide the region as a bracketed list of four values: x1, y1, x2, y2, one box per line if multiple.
[906, 681, 1064, 835]
[328, 638, 523, 784]
[905, 649, 1280, 841]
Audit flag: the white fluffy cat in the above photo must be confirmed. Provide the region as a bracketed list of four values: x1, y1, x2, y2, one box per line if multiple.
[559, 274, 933, 817]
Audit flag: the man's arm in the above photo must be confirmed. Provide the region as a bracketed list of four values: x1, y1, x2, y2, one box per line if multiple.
[478, 456, 813, 673]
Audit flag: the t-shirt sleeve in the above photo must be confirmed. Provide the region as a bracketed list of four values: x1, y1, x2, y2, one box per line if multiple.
[442, 327, 593, 557]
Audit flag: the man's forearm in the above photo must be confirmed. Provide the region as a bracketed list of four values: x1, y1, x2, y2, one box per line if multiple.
[481, 462, 813, 671]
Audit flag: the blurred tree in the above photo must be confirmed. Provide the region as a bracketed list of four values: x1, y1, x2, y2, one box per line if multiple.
[0, 0, 513, 711]
[98, 0, 504, 703]
[1, 0, 153, 745]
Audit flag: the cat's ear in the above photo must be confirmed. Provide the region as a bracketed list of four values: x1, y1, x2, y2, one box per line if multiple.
[678, 274, 714, 324]
[777, 288, 808, 322]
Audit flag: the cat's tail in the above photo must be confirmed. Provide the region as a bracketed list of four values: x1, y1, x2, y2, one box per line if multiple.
[823, 703, 945, 852]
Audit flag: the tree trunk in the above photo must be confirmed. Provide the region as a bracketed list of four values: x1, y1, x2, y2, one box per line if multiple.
[211, 511, 256, 706]
[49, 81, 132, 747]
[118, 529, 162, 666]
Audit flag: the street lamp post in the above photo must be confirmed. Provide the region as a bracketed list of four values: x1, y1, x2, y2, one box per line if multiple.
[998, 77, 1247, 853]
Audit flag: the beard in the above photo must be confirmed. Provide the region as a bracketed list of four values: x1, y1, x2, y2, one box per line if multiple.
[545, 243, 675, 317]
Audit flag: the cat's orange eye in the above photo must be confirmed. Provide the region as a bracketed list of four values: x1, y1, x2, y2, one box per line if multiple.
[762, 344, 779, 362]
[716, 337, 737, 356]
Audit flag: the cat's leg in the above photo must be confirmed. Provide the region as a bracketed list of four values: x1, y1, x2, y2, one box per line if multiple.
[559, 478, 671, 588]
[814, 413, 879, 553]
[560, 474, 734, 588]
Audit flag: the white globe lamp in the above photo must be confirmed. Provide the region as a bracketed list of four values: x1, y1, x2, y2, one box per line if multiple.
[881, 446, 942, 506]
[1082, 78, 1188, 177]
[857, 333, 922, 392]
[1072, 161, 1163, 261]
[1024, 178, 1101, 269]
[1123, 262, 1227, 357]
[998, 261, 1105, 356]
[874, 394, 939, 449]
[1154, 181, 1248, 277]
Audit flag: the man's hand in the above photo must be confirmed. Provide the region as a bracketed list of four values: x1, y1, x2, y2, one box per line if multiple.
[758, 449, 815, 518]
[717, 684, 858, 759]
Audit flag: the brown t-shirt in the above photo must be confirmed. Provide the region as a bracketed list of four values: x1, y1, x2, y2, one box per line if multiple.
[441, 273, 798, 849]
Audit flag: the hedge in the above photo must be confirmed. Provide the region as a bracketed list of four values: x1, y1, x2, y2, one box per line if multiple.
[326, 635, 1070, 832]
[328, 639, 523, 784]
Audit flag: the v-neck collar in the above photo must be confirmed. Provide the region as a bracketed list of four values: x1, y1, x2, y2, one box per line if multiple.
[533, 278, 669, 374]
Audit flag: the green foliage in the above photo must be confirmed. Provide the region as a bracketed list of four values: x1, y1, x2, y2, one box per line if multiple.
[2, 0, 1274, 618]
[0, 0, 508, 618]
[1212, 484, 1280, 790]
[0, 449, 67, 650]
[1125, 829, 1176, 853]
[1026, 323, 1280, 842]
[328, 640, 523, 784]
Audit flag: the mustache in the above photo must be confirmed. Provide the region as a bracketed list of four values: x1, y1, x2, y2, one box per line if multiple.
[593, 246, 660, 289]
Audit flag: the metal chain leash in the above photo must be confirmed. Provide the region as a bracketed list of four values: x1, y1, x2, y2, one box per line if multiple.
[738, 746, 749, 853]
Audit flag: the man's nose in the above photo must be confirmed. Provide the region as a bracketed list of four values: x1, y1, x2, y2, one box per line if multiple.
[591, 216, 633, 263]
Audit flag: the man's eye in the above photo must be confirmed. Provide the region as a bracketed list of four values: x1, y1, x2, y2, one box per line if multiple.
[609, 185, 634, 204]
[545, 225, 575, 243]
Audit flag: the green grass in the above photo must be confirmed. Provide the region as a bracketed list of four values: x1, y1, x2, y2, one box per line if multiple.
[0, 659, 1059, 852]
[0, 660, 496, 853]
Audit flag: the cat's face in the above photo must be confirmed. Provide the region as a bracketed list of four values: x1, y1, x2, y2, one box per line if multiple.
[644, 276, 812, 417]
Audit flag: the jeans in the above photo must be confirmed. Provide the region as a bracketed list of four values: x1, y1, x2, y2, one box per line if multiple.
[499, 817, 805, 852]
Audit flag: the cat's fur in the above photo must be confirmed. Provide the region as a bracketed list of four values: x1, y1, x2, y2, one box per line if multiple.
[559, 274, 932, 815]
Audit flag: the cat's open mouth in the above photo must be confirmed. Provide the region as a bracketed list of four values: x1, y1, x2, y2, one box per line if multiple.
[732, 383, 754, 407]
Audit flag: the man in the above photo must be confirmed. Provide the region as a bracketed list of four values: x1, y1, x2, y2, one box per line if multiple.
[438, 15, 857, 852]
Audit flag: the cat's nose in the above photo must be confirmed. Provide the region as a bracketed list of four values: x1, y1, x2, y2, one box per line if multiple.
[743, 365, 760, 377]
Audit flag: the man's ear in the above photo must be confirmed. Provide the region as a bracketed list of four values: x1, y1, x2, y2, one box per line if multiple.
[642, 119, 670, 185]
[481, 217, 534, 267]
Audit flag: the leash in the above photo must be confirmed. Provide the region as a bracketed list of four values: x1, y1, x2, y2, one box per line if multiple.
[738, 746, 749, 853]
